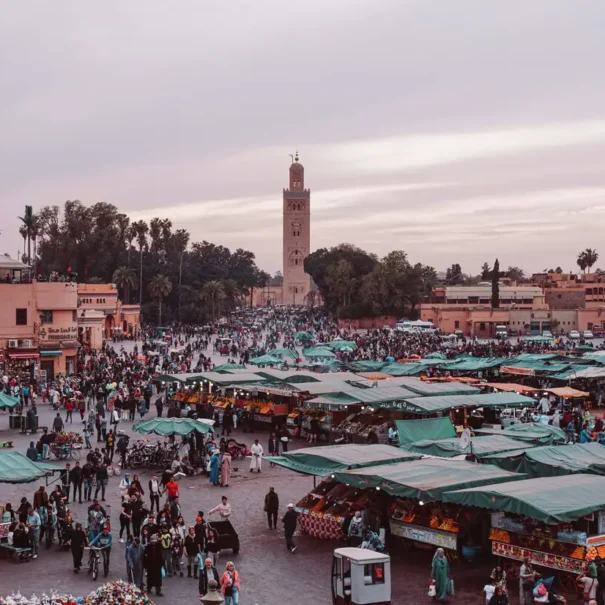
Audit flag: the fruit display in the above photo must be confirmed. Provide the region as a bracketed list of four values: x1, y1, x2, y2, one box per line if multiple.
[492, 541, 585, 573]
[490, 528, 511, 543]
[585, 546, 605, 562]
[55, 431, 83, 445]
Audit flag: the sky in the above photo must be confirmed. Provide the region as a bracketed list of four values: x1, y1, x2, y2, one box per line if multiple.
[1, 1, 605, 276]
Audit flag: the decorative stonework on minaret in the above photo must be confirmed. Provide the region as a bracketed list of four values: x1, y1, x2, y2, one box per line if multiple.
[282, 151, 311, 304]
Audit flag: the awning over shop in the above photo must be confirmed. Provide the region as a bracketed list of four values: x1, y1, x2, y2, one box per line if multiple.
[186, 371, 267, 386]
[266, 444, 421, 476]
[484, 443, 605, 477]
[348, 361, 388, 372]
[334, 458, 524, 502]
[7, 351, 39, 359]
[443, 473, 605, 524]
[133, 418, 213, 436]
[40, 350, 62, 357]
[473, 423, 566, 446]
[502, 361, 571, 375]
[439, 358, 507, 372]
[156, 373, 194, 383]
[381, 362, 427, 376]
[395, 417, 456, 445]
[483, 383, 538, 394]
[0, 451, 57, 484]
[403, 434, 532, 459]
[545, 387, 589, 398]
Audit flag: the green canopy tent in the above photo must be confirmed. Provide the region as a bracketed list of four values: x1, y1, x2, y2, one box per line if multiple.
[303, 347, 337, 359]
[153, 374, 192, 384]
[474, 423, 566, 446]
[333, 458, 524, 503]
[483, 443, 605, 477]
[443, 473, 605, 524]
[293, 331, 314, 341]
[268, 348, 298, 359]
[266, 444, 421, 476]
[439, 358, 508, 372]
[248, 354, 283, 366]
[0, 393, 19, 410]
[395, 417, 457, 445]
[348, 361, 387, 372]
[424, 352, 447, 360]
[391, 392, 536, 415]
[381, 363, 427, 376]
[0, 451, 58, 484]
[212, 363, 247, 373]
[394, 379, 480, 397]
[402, 434, 533, 459]
[133, 418, 213, 436]
[326, 340, 358, 352]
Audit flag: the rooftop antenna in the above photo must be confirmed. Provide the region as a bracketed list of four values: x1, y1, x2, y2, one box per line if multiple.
[289, 153, 294, 165]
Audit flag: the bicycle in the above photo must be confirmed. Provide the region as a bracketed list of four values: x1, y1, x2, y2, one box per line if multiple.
[86, 546, 106, 581]
[50, 442, 81, 461]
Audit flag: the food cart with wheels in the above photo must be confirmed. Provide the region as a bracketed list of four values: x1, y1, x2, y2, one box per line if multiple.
[331, 547, 391, 605]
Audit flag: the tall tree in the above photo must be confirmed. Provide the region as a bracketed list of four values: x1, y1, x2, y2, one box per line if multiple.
[583, 248, 599, 273]
[577, 251, 588, 274]
[148, 275, 172, 326]
[132, 220, 149, 304]
[481, 262, 491, 280]
[171, 229, 190, 321]
[201, 280, 226, 322]
[112, 266, 137, 304]
[505, 266, 525, 283]
[492, 258, 500, 308]
[445, 263, 464, 285]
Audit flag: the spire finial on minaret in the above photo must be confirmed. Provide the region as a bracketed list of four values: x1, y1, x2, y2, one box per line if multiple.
[295, 150, 299, 163]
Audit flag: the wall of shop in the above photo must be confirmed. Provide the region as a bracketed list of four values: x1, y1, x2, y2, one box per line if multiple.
[0, 284, 36, 342]
[337, 316, 398, 329]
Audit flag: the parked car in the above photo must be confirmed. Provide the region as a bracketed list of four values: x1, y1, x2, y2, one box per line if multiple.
[583, 330, 594, 339]
[542, 331, 553, 338]
[568, 330, 581, 339]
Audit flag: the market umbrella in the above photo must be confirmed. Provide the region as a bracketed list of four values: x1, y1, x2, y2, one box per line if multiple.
[327, 340, 358, 352]
[213, 363, 246, 372]
[248, 354, 283, 366]
[269, 348, 298, 359]
[132, 418, 213, 436]
[0, 393, 19, 410]
[303, 347, 337, 359]
[293, 331, 314, 341]
[0, 451, 57, 484]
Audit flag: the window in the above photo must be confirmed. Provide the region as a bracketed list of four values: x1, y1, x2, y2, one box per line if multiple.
[363, 563, 385, 585]
[468, 297, 479, 304]
[16, 308, 27, 325]
[454, 320, 460, 329]
[40, 310, 53, 324]
[479, 322, 486, 331]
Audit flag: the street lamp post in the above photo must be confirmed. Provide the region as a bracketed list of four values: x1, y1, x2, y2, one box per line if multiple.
[200, 579, 224, 605]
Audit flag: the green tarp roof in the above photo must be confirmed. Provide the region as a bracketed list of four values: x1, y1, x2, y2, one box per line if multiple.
[0, 451, 57, 484]
[303, 347, 337, 358]
[395, 417, 456, 445]
[133, 418, 213, 436]
[155, 373, 192, 383]
[212, 363, 247, 372]
[334, 459, 524, 502]
[440, 358, 507, 372]
[248, 354, 283, 366]
[393, 392, 536, 414]
[325, 340, 358, 352]
[484, 443, 605, 477]
[395, 379, 480, 397]
[0, 393, 19, 409]
[348, 361, 388, 372]
[512, 353, 561, 361]
[266, 444, 421, 476]
[186, 371, 267, 385]
[381, 362, 427, 376]
[473, 423, 566, 446]
[443, 474, 605, 524]
[502, 360, 571, 374]
[403, 434, 532, 459]
[268, 348, 298, 359]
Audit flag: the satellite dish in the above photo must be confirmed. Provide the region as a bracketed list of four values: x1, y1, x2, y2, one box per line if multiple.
[460, 428, 472, 450]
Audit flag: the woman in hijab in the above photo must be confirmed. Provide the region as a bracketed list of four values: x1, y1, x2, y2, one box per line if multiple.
[220, 451, 232, 488]
[209, 450, 220, 486]
[431, 548, 450, 602]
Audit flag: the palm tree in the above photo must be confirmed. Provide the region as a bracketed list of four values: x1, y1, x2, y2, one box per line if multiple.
[149, 218, 162, 254]
[113, 266, 137, 304]
[148, 275, 172, 325]
[132, 220, 149, 304]
[125, 225, 136, 268]
[577, 251, 589, 274]
[19, 225, 28, 261]
[200, 280, 226, 322]
[18, 206, 40, 270]
[172, 229, 190, 321]
[584, 248, 599, 273]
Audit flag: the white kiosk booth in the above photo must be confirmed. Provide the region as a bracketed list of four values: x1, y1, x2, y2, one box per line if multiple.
[331, 547, 391, 605]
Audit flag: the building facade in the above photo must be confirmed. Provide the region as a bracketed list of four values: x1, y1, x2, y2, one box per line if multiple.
[0, 280, 79, 379]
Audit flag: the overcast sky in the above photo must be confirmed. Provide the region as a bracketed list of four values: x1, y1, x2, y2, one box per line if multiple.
[1, 1, 605, 275]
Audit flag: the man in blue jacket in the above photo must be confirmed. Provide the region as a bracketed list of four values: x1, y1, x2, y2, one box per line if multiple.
[90, 526, 113, 577]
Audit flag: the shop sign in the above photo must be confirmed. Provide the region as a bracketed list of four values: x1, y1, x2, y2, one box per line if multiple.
[253, 414, 274, 424]
[491, 541, 584, 573]
[41, 326, 78, 341]
[501, 366, 535, 376]
[391, 519, 457, 550]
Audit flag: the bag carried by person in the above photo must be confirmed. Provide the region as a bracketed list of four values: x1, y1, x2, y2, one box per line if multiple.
[583, 578, 595, 603]
[428, 580, 436, 597]
[448, 579, 455, 596]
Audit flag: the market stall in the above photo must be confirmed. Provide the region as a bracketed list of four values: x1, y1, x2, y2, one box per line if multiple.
[332, 459, 523, 556]
[132, 417, 213, 436]
[472, 423, 566, 446]
[0, 451, 57, 484]
[395, 417, 457, 446]
[443, 474, 605, 574]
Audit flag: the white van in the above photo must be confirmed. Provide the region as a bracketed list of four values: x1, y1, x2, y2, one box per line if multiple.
[495, 325, 508, 339]
[395, 320, 439, 335]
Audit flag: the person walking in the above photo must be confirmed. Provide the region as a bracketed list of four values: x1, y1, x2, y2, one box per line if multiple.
[94, 462, 108, 501]
[172, 528, 184, 577]
[431, 548, 450, 602]
[268, 432, 280, 466]
[119, 497, 132, 542]
[220, 451, 232, 487]
[70, 461, 83, 504]
[220, 561, 241, 605]
[185, 526, 200, 579]
[209, 450, 220, 486]
[144, 535, 164, 596]
[71, 522, 88, 572]
[264, 487, 279, 529]
[149, 475, 161, 512]
[53, 412, 64, 433]
[82, 461, 95, 501]
[159, 525, 173, 577]
[348, 510, 365, 547]
[198, 556, 220, 597]
[282, 503, 298, 553]
[249, 439, 263, 473]
[519, 556, 536, 605]
[127, 536, 145, 590]
[65, 399, 74, 423]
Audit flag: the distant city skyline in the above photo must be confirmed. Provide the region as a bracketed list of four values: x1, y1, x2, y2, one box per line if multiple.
[1, 1, 604, 275]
